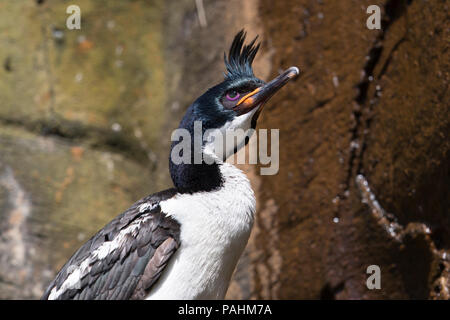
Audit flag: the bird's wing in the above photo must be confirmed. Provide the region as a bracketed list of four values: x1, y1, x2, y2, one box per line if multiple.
[41, 188, 180, 300]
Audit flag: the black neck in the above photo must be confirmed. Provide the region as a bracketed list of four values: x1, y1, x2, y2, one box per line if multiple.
[169, 102, 227, 193]
[169, 160, 223, 194]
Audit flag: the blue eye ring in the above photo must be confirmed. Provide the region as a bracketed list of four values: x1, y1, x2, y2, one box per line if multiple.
[226, 91, 240, 101]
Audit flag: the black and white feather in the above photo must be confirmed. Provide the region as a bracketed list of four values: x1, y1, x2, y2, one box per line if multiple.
[41, 189, 180, 300]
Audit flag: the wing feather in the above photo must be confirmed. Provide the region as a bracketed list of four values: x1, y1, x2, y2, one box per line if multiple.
[41, 188, 180, 300]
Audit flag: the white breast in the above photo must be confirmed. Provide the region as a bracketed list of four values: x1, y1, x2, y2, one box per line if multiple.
[146, 163, 255, 300]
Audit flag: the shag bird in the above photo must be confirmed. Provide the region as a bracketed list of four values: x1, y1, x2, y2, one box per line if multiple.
[42, 30, 299, 300]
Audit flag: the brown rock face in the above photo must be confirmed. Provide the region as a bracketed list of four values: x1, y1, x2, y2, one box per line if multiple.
[249, 0, 449, 299]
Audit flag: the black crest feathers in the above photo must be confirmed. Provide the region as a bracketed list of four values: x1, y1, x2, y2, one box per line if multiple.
[224, 30, 260, 80]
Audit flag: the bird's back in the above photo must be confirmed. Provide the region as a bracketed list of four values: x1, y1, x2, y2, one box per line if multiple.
[42, 188, 180, 300]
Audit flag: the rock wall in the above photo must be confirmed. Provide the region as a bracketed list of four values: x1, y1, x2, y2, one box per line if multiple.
[252, 0, 449, 299]
[0, 0, 170, 298]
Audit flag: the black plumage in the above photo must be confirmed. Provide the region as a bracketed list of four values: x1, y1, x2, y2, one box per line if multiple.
[41, 189, 180, 300]
[224, 29, 260, 80]
[169, 30, 264, 194]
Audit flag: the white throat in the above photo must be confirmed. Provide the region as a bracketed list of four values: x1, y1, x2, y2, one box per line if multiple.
[203, 106, 259, 162]
[146, 162, 255, 299]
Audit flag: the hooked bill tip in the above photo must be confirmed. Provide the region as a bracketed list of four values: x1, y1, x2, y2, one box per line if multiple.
[286, 66, 300, 79]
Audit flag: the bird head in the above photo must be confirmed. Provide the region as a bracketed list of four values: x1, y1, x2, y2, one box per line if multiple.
[170, 30, 299, 192]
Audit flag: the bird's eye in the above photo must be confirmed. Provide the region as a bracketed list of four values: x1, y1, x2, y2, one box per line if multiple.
[225, 91, 240, 101]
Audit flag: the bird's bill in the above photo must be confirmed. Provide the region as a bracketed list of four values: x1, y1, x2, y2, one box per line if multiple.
[233, 66, 300, 115]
